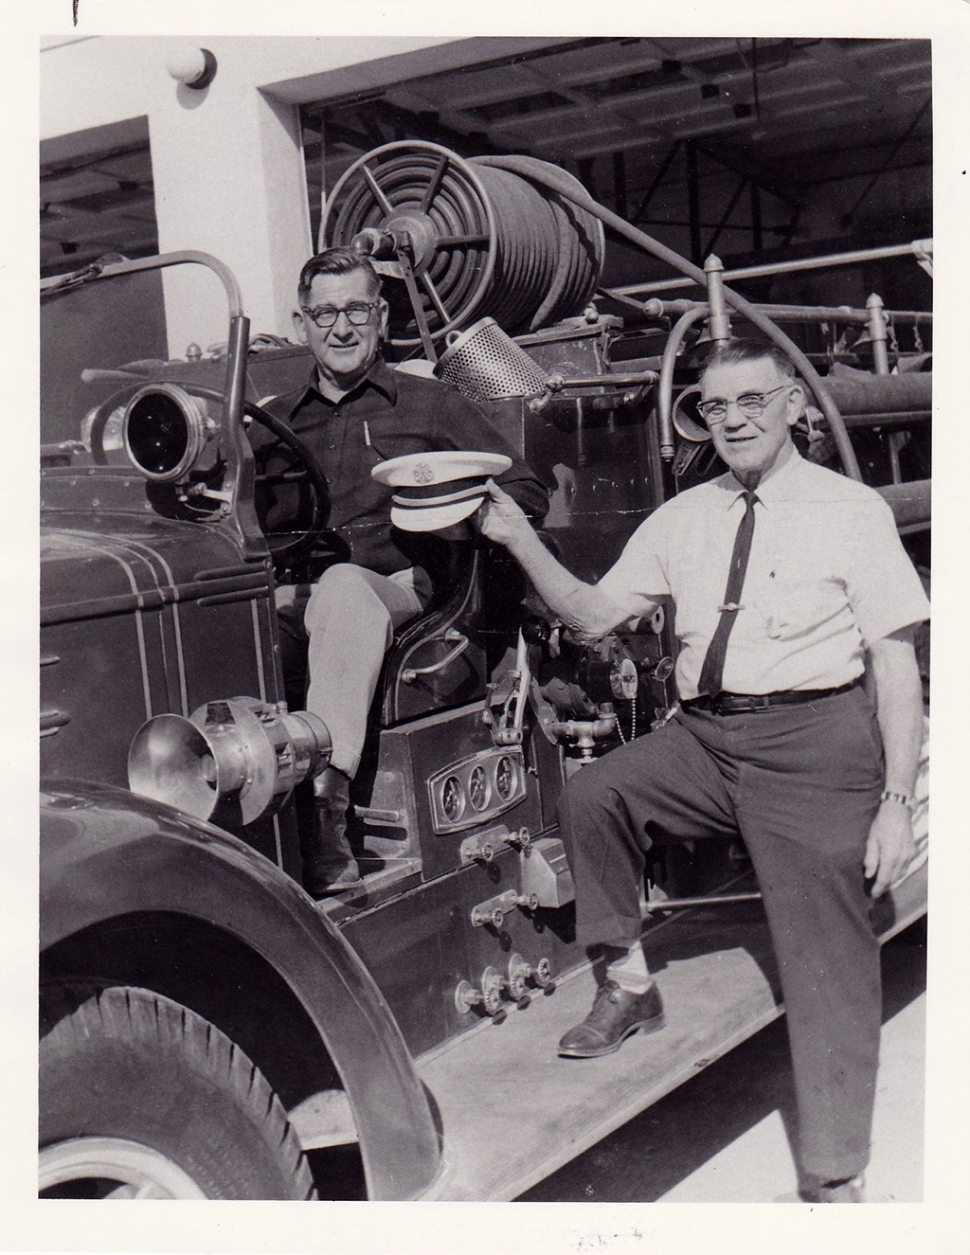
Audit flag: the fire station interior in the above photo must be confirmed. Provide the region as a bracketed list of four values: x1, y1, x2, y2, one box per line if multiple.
[40, 36, 931, 291]
[41, 36, 932, 895]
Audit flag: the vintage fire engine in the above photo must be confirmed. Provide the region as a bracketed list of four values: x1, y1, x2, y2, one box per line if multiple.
[40, 143, 930, 1200]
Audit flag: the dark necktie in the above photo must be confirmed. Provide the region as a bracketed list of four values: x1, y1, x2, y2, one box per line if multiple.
[697, 491, 758, 698]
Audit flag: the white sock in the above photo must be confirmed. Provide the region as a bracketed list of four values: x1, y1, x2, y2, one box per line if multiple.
[602, 941, 652, 994]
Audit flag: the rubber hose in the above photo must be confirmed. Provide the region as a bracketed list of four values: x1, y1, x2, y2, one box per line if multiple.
[472, 164, 559, 331]
[472, 155, 604, 329]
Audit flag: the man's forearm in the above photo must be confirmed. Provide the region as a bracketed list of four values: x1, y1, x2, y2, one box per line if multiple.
[869, 630, 924, 795]
[505, 524, 627, 640]
[864, 627, 924, 895]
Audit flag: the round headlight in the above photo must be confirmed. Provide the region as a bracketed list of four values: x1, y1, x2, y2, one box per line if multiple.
[123, 384, 210, 483]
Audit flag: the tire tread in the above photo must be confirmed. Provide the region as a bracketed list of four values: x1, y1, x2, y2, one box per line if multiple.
[40, 980, 317, 1201]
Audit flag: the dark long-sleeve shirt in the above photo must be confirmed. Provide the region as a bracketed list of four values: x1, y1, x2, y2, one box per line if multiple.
[249, 358, 548, 577]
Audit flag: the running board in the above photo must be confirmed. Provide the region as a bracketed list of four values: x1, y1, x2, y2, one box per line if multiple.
[415, 862, 927, 1201]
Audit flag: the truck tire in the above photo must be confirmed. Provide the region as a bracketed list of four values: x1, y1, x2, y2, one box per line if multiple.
[39, 981, 317, 1200]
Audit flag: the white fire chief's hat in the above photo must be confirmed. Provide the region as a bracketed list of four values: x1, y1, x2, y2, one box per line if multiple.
[371, 450, 512, 532]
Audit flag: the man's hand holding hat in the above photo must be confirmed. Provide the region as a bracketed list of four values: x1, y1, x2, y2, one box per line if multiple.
[475, 479, 534, 550]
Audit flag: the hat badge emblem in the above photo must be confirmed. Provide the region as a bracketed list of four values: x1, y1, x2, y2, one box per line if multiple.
[412, 463, 435, 485]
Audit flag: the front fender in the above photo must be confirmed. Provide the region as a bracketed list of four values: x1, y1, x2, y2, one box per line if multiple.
[40, 780, 440, 1201]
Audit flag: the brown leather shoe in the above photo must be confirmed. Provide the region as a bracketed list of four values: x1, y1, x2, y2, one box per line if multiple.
[302, 767, 364, 898]
[558, 979, 665, 1058]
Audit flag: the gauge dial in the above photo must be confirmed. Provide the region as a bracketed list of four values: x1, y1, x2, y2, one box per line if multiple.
[442, 775, 464, 823]
[495, 755, 515, 800]
[469, 765, 490, 811]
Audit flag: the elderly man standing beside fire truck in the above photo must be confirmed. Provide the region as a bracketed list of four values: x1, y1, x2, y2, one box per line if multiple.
[250, 247, 547, 897]
[478, 338, 928, 1204]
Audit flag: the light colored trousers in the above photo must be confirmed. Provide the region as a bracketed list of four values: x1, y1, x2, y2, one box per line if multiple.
[299, 563, 432, 778]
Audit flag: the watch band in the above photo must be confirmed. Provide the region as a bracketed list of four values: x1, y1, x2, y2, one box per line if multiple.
[880, 789, 915, 812]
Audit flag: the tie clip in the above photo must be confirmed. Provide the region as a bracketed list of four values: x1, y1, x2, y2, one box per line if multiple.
[719, 602, 743, 612]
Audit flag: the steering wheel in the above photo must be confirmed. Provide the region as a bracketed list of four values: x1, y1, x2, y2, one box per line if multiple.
[242, 397, 341, 570]
[86, 380, 339, 569]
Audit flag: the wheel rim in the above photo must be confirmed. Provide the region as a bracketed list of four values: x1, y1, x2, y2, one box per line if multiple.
[39, 1137, 208, 1199]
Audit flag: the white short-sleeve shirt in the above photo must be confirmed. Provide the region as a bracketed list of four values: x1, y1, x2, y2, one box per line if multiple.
[597, 451, 930, 700]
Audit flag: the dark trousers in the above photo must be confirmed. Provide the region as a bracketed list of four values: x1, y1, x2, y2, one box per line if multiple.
[556, 685, 884, 1182]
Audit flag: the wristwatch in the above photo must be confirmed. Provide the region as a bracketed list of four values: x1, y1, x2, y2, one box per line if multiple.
[879, 790, 915, 812]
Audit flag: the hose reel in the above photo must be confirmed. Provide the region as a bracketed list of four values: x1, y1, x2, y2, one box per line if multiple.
[322, 141, 605, 347]
[326, 141, 870, 483]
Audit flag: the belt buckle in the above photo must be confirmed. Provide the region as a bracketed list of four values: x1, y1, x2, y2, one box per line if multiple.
[712, 692, 758, 714]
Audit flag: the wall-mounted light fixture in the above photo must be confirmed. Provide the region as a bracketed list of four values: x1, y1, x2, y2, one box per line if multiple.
[166, 47, 217, 91]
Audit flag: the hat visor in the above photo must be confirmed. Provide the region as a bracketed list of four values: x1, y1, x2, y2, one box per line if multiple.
[391, 493, 484, 533]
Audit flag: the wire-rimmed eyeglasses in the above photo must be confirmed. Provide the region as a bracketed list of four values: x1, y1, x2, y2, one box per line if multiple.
[696, 383, 789, 425]
[301, 302, 380, 328]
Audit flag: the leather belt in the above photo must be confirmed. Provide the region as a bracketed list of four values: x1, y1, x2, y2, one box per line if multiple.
[682, 679, 861, 716]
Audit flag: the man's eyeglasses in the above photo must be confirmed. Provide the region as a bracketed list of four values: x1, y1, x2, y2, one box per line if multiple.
[696, 383, 789, 425]
[301, 302, 379, 328]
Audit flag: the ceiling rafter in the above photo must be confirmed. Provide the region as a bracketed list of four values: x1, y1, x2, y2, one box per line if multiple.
[692, 140, 801, 209]
[807, 39, 921, 112]
[375, 88, 540, 154]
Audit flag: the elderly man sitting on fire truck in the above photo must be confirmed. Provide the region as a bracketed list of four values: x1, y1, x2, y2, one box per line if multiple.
[249, 247, 547, 897]
[477, 337, 928, 1204]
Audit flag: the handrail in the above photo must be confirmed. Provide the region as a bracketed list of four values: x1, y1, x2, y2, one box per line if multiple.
[610, 239, 934, 298]
[40, 250, 244, 319]
[654, 299, 932, 326]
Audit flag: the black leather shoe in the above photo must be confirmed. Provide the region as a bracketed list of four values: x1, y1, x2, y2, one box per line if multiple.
[303, 853, 364, 898]
[302, 767, 364, 898]
[558, 979, 665, 1058]
[800, 1174, 865, 1204]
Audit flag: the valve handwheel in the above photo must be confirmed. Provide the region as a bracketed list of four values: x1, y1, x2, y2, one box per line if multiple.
[480, 966, 505, 1017]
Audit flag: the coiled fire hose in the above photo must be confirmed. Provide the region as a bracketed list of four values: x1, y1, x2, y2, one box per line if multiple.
[473, 154, 861, 481]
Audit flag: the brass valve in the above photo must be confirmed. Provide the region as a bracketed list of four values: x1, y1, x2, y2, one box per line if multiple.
[455, 956, 554, 1015]
[454, 966, 505, 1016]
[507, 954, 531, 1000]
[550, 713, 617, 762]
[505, 826, 532, 851]
[533, 957, 553, 988]
[470, 889, 539, 928]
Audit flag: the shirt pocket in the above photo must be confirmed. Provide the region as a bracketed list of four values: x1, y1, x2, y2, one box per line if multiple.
[751, 575, 842, 641]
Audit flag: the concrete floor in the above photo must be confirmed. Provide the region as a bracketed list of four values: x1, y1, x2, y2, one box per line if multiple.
[519, 925, 926, 1204]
